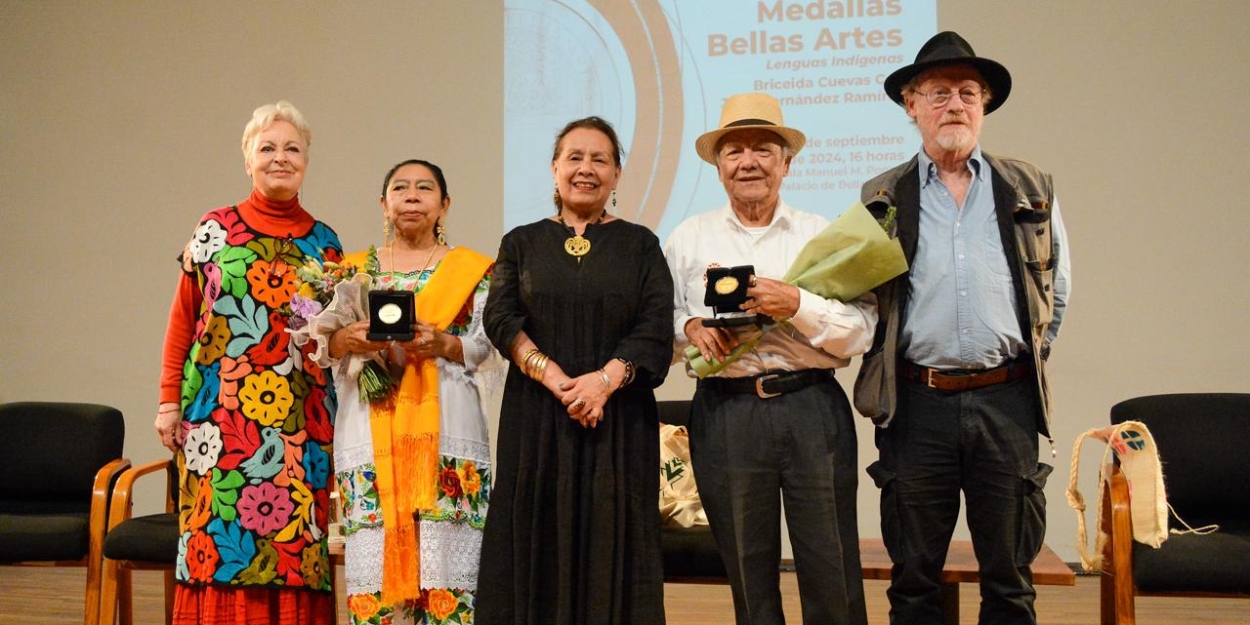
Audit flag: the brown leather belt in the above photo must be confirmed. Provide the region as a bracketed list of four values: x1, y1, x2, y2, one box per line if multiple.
[898, 358, 1033, 392]
[698, 369, 835, 399]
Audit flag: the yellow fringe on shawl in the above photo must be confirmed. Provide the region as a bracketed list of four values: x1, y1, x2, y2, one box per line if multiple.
[355, 247, 493, 605]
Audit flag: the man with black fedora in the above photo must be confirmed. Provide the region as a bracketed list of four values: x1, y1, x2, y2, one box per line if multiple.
[855, 31, 1071, 625]
[665, 92, 877, 625]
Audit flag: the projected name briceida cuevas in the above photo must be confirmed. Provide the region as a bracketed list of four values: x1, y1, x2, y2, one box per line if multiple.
[503, 0, 933, 240]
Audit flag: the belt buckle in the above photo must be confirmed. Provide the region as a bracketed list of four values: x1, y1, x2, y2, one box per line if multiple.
[925, 368, 938, 389]
[755, 374, 782, 399]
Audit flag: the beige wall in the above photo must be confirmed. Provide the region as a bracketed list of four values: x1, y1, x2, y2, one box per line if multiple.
[3, 1, 1247, 565]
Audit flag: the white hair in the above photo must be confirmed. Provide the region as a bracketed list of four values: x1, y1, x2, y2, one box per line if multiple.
[240, 100, 311, 162]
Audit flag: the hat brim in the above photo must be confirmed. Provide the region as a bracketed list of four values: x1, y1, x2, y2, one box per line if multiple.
[695, 125, 807, 164]
[884, 57, 1012, 115]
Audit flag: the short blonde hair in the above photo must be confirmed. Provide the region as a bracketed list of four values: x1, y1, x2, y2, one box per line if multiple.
[241, 100, 312, 162]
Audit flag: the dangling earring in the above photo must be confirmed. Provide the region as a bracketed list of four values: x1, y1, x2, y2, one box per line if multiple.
[611, 190, 617, 209]
[436, 217, 447, 245]
[383, 218, 391, 239]
[552, 184, 562, 212]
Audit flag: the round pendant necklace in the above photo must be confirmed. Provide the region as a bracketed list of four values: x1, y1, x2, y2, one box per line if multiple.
[558, 210, 606, 261]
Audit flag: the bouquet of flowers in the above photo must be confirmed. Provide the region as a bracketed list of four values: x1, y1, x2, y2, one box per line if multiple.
[286, 258, 396, 403]
[684, 201, 907, 378]
[287, 259, 358, 329]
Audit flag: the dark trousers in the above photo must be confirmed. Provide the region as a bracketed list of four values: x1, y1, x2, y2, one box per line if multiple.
[689, 378, 867, 625]
[869, 375, 1051, 625]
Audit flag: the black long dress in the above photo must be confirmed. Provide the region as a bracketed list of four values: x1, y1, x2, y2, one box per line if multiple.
[478, 217, 674, 625]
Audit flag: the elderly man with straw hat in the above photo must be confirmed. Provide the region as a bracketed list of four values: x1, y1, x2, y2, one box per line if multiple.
[855, 31, 1071, 625]
[664, 92, 877, 625]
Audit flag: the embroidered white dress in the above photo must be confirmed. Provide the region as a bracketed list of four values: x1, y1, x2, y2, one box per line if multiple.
[314, 252, 496, 625]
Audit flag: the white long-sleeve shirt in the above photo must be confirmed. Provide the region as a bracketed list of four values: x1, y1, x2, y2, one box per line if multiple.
[664, 201, 878, 378]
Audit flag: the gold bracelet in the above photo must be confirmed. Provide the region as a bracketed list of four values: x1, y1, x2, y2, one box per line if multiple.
[520, 348, 540, 377]
[597, 368, 612, 389]
[531, 354, 549, 381]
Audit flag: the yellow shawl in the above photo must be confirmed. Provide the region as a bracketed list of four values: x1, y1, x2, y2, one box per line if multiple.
[342, 246, 492, 603]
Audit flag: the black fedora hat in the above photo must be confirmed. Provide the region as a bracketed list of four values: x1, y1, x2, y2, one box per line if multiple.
[884, 31, 1012, 114]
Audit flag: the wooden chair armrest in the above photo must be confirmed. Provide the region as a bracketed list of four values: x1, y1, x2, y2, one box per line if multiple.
[91, 457, 134, 541]
[1100, 462, 1136, 624]
[87, 457, 133, 625]
[107, 458, 174, 531]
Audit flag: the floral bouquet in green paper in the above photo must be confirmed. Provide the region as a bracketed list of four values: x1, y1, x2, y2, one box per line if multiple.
[684, 201, 907, 378]
[286, 258, 396, 403]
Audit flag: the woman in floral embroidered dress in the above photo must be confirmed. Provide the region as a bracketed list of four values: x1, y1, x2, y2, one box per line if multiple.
[154, 101, 342, 625]
[307, 159, 496, 625]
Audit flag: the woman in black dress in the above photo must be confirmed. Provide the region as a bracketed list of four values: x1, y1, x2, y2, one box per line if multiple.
[478, 117, 674, 625]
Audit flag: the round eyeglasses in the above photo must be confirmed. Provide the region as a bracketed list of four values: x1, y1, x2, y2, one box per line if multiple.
[913, 87, 984, 107]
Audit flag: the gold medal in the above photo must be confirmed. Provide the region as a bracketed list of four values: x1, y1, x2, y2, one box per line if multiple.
[714, 275, 739, 294]
[564, 235, 591, 257]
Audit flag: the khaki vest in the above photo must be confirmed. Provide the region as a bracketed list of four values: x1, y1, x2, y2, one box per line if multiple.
[854, 153, 1058, 437]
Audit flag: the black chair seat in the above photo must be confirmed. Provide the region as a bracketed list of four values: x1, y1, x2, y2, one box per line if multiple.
[1132, 528, 1250, 594]
[661, 525, 726, 580]
[0, 512, 90, 561]
[103, 512, 180, 564]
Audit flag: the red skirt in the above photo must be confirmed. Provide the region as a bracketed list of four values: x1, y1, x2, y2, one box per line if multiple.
[172, 585, 334, 625]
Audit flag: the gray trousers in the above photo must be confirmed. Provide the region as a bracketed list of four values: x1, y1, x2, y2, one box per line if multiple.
[689, 377, 867, 625]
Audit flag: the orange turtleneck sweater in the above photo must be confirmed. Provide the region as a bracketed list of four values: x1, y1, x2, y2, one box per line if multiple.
[158, 189, 317, 404]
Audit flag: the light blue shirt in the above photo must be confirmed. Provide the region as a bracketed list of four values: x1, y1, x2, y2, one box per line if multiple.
[901, 146, 1070, 369]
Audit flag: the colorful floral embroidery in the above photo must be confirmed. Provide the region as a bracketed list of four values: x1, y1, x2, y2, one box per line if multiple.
[346, 588, 476, 625]
[237, 481, 294, 536]
[184, 422, 223, 475]
[185, 530, 220, 583]
[189, 219, 227, 263]
[425, 588, 459, 621]
[239, 370, 294, 426]
[195, 316, 231, 365]
[337, 463, 382, 533]
[300, 542, 328, 589]
[439, 466, 463, 499]
[348, 592, 382, 622]
[422, 455, 490, 528]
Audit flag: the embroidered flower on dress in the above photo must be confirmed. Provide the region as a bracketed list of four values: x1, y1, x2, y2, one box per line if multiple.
[348, 593, 382, 621]
[439, 465, 463, 499]
[299, 542, 327, 588]
[189, 220, 227, 263]
[195, 316, 231, 365]
[239, 370, 294, 426]
[425, 588, 459, 621]
[185, 530, 220, 582]
[237, 481, 295, 535]
[458, 460, 482, 497]
[246, 259, 299, 308]
[184, 423, 223, 476]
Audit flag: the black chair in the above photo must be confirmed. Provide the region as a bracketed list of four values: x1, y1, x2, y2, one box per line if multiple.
[1100, 393, 1250, 625]
[0, 401, 128, 625]
[99, 458, 179, 625]
[657, 400, 728, 583]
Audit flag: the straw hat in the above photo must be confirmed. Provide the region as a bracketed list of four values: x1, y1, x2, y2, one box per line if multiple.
[695, 92, 806, 164]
